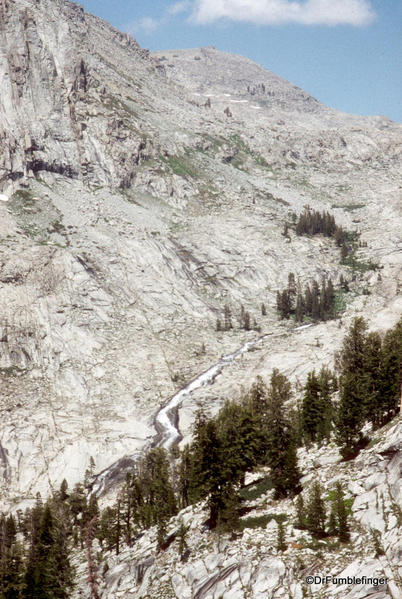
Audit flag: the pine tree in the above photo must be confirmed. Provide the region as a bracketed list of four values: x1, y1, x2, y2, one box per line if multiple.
[327, 507, 337, 536]
[0, 514, 24, 599]
[177, 520, 188, 559]
[295, 294, 304, 322]
[224, 304, 233, 331]
[217, 483, 240, 532]
[243, 311, 251, 330]
[316, 367, 334, 443]
[378, 318, 402, 422]
[59, 479, 69, 502]
[336, 317, 369, 455]
[178, 445, 192, 508]
[304, 284, 313, 316]
[301, 371, 321, 445]
[333, 482, 350, 542]
[276, 520, 286, 552]
[140, 448, 177, 527]
[363, 332, 382, 426]
[276, 290, 291, 319]
[24, 502, 73, 599]
[156, 519, 167, 551]
[311, 280, 320, 321]
[97, 507, 117, 551]
[306, 481, 326, 538]
[294, 494, 306, 529]
[340, 243, 348, 262]
[287, 272, 296, 306]
[85, 516, 100, 599]
[266, 370, 300, 498]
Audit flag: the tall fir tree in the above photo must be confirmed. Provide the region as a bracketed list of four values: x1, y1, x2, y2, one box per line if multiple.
[306, 481, 326, 538]
[378, 318, 402, 422]
[333, 482, 350, 542]
[363, 332, 382, 426]
[336, 317, 369, 455]
[265, 370, 301, 498]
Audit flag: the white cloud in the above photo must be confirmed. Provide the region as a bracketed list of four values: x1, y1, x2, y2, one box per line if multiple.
[127, 3, 191, 36]
[168, 1, 192, 15]
[131, 16, 160, 35]
[189, 0, 376, 26]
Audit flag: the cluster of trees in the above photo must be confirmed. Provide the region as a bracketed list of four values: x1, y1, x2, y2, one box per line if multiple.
[101, 370, 301, 543]
[276, 272, 336, 322]
[1, 319, 400, 590]
[98, 447, 178, 553]
[297, 316, 402, 457]
[86, 316, 402, 552]
[295, 481, 350, 542]
[216, 304, 260, 332]
[299, 367, 337, 446]
[336, 316, 402, 456]
[295, 208, 338, 238]
[178, 370, 301, 529]
[0, 484, 93, 599]
[292, 208, 360, 266]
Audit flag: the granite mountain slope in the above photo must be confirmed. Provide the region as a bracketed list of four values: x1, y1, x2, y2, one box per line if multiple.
[0, 0, 401, 564]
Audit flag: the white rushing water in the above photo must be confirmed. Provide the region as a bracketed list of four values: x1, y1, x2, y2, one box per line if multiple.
[92, 324, 314, 494]
[156, 333, 273, 449]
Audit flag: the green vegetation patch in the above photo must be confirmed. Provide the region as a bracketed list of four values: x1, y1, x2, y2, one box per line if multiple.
[342, 254, 379, 273]
[334, 289, 348, 315]
[229, 134, 273, 172]
[340, 230, 379, 273]
[0, 366, 27, 377]
[10, 191, 67, 245]
[238, 513, 287, 532]
[341, 203, 365, 212]
[239, 476, 273, 501]
[325, 490, 353, 515]
[161, 153, 199, 179]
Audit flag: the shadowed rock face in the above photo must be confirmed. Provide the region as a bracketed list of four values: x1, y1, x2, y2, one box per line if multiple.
[0, 0, 162, 192]
[0, 0, 401, 521]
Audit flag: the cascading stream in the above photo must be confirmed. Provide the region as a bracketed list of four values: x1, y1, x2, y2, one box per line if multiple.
[91, 324, 312, 495]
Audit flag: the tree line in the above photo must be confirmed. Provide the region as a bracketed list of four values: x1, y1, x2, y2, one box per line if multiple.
[102, 315, 401, 545]
[292, 207, 364, 267]
[295, 480, 350, 542]
[276, 272, 338, 322]
[216, 304, 261, 332]
[1, 318, 400, 593]
[295, 208, 338, 238]
[0, 482, 96, 599]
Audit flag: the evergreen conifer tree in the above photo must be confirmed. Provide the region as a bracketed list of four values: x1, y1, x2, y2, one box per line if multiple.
[276, 520, 286, 552]
[378, 318, 402, 422]
[306, 481, 326, 538]
[224, 304, 233, 331]
[363, 332, 382, 426]
[177, 520, 188, 559]
[333, 482, 350, 542]
[266, 370, 300, 498]
[336, 317, 369, 455]
[301, 371, 321, 445]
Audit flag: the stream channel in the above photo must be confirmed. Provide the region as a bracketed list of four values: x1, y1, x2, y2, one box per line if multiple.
[91, 324, 312, 495]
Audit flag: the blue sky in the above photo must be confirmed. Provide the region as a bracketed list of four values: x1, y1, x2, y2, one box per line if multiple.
[80, 1, 402, 122]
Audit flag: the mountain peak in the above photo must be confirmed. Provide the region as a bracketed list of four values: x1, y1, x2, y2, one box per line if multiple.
[153, 46, 323, 114]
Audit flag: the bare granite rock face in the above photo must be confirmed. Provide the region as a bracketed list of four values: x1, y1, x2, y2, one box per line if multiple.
[0, 2, 401, 596]
[0, 0, 166, 192]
